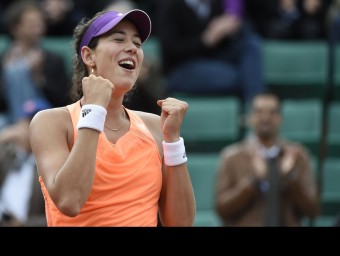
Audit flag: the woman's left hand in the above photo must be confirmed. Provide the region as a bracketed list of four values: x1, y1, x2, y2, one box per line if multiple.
[156, 97, 188, 142]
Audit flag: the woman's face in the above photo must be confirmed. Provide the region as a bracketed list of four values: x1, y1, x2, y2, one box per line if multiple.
[92, 19, 144, 93]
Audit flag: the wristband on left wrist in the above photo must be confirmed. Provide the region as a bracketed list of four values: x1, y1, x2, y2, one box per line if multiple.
[162, 137, 187, 166]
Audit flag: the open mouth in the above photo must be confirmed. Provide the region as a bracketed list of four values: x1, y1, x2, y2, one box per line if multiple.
[118, 60, 135, 70]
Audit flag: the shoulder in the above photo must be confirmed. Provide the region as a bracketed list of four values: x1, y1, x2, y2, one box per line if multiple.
[282, 139, 309, 152]
[31, 106, 70, 119]
[131, 110, 162, 139]
[220, 141, 247, 160]
[133, 110, 160, 122]
[30, 106, 74, 148]
[282, 139, 312, 159]
[132, 110, 161, 130]
[30, 106, 71, 131]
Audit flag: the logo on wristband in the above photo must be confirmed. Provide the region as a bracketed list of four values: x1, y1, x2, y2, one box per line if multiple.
[82, 109, 92, 117]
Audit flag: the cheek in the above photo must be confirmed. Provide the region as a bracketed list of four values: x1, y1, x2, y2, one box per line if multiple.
[96, 51, 116, 68]
[136, 54, 145, 72]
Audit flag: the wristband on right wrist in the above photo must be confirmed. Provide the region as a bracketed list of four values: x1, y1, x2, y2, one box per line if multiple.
[77, 104, 107, 133]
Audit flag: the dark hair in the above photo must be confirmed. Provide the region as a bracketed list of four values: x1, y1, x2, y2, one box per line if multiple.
[251, 90, 282, 112]
[69, 11, 106, 102]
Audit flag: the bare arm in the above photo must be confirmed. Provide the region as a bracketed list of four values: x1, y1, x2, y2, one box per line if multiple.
[29, 108, 100, 217]
[143, 98, 195, 226]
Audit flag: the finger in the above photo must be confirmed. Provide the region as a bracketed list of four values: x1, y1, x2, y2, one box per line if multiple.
[157, 99, 166, 107]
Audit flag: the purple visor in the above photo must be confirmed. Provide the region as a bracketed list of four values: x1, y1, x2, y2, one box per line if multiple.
[79, 9, 151, 55]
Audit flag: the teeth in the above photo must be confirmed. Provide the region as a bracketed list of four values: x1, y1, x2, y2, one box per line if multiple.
[119, 60, 134, 66]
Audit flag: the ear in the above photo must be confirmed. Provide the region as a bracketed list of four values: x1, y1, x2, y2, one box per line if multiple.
[81, 46, 96, 67]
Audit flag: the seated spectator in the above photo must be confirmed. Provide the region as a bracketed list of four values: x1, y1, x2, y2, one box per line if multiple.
[327, 0, 340, 41]
[156, 0, 265, 105]
[246, 0, 332, 40]
[38, 0, 96, 36]
[0, 0, 70, 126]
[215, 92, 320, 226]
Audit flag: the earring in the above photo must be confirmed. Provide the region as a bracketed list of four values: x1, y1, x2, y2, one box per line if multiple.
[91, 68, 94, 74]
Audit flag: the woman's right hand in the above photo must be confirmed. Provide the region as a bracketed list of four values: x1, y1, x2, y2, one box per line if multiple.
[81, 74, 114, 109]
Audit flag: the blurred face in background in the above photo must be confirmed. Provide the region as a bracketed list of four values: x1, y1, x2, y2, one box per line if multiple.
[11, 7, 46, 46]
[41, 0, 73, 24]
[249, 94, 282, 141]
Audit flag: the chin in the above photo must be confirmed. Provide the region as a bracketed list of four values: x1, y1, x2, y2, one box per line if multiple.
[118, 83, 136, 94]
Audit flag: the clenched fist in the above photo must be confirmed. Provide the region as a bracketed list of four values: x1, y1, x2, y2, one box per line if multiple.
[157, 97, 188, 142]
[82, 74, 114, 109]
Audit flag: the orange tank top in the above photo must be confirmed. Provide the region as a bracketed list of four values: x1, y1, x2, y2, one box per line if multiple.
[39, 101, 162, 226]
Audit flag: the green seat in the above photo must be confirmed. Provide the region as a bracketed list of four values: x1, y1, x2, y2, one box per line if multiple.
[0, 35, 9, 54]
[187, 152, 222, 226]
[321, 157, 340, 216]
[327, 102, 340, 157]
[280, 99, 322, 155]
[178, 95, 241, 152]
[142, 36, 161, 62]
[263, 40, 328, 99]
[310, 155, 318, 180]
[312, 215, 337, 227]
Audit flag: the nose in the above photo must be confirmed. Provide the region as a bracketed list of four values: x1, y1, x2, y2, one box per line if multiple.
[125, 40, 138, 54]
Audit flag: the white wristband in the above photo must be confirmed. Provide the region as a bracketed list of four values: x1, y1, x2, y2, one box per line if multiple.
[162, 137, 188, 166]
[77, 104, 107, 133]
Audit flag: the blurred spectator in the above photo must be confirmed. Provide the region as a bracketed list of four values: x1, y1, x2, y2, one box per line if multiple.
[104, 0, 138, 13]
[38, 0, 97, 36]
[246, 0, 332, 40]
[0, 0, 70, 226]
[0, 98, 50, 226]
[327, 0, 340, 41]
[215, 92, 319, 226]
[105, 0, 165, 114]
[156, 0, 265, 105]
[0, 0, 70, 125]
